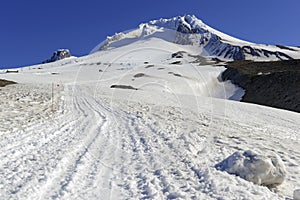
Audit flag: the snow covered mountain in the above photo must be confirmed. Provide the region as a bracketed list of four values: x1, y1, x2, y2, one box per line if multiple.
[43, 49, 72, 64]
[91, 15, 300, 61]
[0, 15, 300, 200]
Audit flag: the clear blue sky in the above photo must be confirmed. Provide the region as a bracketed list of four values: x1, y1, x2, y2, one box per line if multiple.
[1, 0, 299, 69]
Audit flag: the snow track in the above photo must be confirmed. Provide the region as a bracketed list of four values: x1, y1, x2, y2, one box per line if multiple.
[1, 82, 299, 199]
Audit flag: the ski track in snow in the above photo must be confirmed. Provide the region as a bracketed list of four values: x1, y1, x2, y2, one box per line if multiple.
[1, 83, 299, 199]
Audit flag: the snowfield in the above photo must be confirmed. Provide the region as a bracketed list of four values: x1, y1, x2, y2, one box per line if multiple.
[0, 24, 300, 199]
[0, 83, 63, 133]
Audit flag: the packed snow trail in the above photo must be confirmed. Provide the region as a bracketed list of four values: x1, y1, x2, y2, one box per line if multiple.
[1, 85, 292, 199]
[1, 81, 300, 199]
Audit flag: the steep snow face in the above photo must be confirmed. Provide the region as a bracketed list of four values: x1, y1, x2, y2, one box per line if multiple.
[91, 15, 300, 61]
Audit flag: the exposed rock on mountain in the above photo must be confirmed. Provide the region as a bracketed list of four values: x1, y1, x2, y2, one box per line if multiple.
[43, 49, 71, 64]
[91, 15, 300, 61]
[222, 59, 300, 112]
[0, 79, 16, 87]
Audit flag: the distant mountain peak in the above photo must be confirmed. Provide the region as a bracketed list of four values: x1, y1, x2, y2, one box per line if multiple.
[148, 14, 206, 32]
[91, 15, 299, 61]
[43, 49, 72, 64]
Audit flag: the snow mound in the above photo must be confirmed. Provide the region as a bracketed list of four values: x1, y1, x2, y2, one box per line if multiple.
[215, 150, 287, 187]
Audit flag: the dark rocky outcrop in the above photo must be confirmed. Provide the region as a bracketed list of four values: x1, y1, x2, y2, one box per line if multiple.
[222, 60, 300, 112]
[133, 73, 146, 78]
[276, 45, 297, 51]
[174, 17, 294, 61]
[110, 85, 138, 90]
[205, 35, 245, 60]
[5, 70, 19, 73]
[0, 79, 16, 87]
[171, 51, 185, 58]
[43, 49, 71, 64]
[242, 46, 293, 60]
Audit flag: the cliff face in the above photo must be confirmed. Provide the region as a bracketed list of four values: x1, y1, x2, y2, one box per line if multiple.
[222, 60, 300, 112]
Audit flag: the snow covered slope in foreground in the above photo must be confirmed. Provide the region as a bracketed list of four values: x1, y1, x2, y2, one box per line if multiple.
[91, 15, 300, 61]
[0, 34, 300, 199]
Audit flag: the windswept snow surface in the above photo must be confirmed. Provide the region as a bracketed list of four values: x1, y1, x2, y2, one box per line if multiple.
[0, 38, 300, 200]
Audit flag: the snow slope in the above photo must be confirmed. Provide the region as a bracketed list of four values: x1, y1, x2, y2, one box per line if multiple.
[0, 22, 300, 200]
[91, 15, 300, 61]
